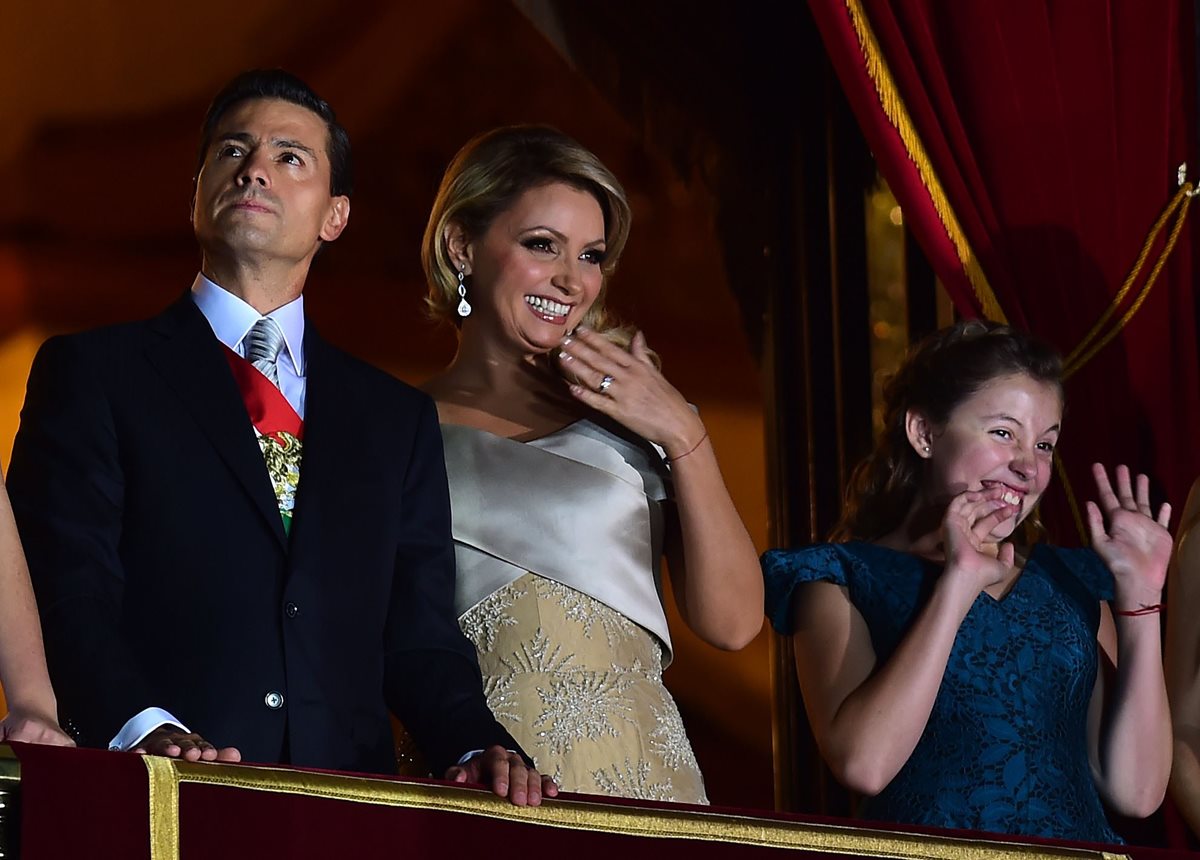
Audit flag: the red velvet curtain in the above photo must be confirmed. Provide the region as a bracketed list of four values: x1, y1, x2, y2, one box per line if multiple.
[810, 0, 1199, 540]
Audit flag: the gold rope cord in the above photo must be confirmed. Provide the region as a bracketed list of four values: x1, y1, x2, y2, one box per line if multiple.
[1064, 182, 1196, 378]
[1054, 180, 1193, 537]
[842, 0, 1006, 323]
[993, 183, 1190, 543]
[135, 756, 1128, 859]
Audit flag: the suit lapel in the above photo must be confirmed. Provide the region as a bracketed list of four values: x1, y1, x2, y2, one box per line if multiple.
[144, 296, 288, 549]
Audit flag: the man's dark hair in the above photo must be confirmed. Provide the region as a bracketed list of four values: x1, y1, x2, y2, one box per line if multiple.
[196, 69, 353, 197]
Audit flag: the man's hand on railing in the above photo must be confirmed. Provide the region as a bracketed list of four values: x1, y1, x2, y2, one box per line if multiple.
[133, 726, 241, 762]
[444, 744, 558, 807]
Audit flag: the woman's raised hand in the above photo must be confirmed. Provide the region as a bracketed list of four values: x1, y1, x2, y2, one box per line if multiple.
[1087, 464, 1172, 601]
[557, 327, 705, 458]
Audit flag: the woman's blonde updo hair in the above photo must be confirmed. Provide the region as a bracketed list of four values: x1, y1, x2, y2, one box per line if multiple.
[421, 125, 635, 345]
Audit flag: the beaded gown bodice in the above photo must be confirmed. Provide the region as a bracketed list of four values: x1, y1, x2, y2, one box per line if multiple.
[444, 420, 707, 803]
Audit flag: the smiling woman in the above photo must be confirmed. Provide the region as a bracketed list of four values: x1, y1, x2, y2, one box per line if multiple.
[442, 181, 606, 353]
[415, 126, 764, 802]
[761, 320, 1173, 843]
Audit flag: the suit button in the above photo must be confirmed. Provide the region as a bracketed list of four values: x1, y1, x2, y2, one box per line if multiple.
[285, 602, 299, 618]
[264, 691, 284, 710]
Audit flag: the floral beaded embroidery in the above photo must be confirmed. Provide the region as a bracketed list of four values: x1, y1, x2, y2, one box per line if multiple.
[458, 573, 706, 804]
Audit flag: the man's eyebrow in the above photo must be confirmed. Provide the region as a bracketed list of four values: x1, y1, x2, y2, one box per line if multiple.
[213, 133, 318, 159]
[216, 132, 255, 146]
[273, 138, 318, 158]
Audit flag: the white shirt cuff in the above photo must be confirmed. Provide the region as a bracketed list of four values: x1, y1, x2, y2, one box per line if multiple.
[456, 748, 521, 766]
[108, 707, 190, 751]
[457, 749, 485, 766]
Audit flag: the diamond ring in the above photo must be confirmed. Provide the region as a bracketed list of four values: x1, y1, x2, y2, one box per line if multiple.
[598, 374, 615, 393]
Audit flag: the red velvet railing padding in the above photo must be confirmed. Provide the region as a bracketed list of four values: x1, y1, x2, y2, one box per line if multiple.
[13, 742, 151, 860]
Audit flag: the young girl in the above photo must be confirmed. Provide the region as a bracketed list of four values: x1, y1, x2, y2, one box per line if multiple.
[763, 321, 1170, 841]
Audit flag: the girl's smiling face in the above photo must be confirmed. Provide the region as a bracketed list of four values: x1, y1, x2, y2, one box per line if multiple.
[913, 372, 1062, 540]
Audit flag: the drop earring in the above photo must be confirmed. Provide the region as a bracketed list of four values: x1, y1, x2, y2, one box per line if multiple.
[456, 267, 472, 318]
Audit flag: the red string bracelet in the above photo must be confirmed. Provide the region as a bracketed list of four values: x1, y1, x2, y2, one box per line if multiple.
[667, 431, 709, 464]
[1114, 603, 1163, 617]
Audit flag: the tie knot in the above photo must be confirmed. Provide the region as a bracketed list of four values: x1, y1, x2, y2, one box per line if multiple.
[245, 317, 286, 386]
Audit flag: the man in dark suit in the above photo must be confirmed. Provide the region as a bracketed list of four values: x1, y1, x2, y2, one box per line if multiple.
[6, 69, 554, 805]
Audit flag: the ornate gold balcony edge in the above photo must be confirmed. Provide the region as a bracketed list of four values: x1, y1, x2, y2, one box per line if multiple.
[138, 758, 1128, 860]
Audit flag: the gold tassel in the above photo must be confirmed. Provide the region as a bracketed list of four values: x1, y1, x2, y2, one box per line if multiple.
[843, 0, 1006, 323]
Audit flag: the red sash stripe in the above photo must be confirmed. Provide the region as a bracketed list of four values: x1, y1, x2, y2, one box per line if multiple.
[222, 345, 304, 439]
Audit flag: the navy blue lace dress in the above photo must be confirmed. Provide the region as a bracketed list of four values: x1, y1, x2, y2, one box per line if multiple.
[763, 542, 1119, 843]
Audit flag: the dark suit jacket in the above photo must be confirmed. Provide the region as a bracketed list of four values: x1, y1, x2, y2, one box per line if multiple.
[6, 295, 518, 775]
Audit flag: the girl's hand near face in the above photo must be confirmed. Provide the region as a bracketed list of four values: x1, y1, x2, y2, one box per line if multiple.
[941, 486, 1018, 594]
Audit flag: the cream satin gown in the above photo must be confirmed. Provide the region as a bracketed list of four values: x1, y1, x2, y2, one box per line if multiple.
[443, 419, 707, 804]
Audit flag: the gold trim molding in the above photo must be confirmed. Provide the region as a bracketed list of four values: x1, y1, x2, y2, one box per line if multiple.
[139, 757, 1129, 860]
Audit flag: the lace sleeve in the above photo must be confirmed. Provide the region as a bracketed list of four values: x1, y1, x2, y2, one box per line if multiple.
[761, 544, 849, 634]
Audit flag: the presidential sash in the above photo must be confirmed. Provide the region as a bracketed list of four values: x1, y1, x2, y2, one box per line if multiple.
[223, 346, 304, 535]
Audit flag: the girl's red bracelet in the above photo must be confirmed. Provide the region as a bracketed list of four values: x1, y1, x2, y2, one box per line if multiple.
[1114, 603, 1163, 617]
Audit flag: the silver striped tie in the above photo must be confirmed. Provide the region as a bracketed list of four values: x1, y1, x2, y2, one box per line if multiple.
[244, 317, 286, 388]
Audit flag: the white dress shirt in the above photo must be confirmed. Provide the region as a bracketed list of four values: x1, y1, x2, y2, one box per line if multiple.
[191, 272, 307, 417]
[108, 274, 307, 751]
